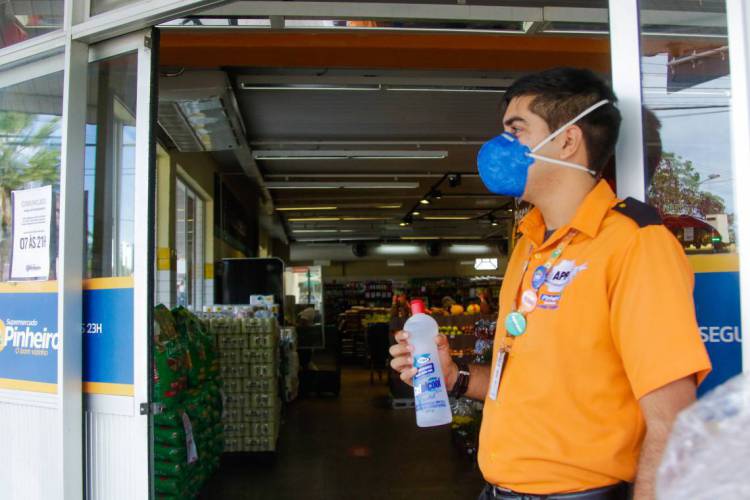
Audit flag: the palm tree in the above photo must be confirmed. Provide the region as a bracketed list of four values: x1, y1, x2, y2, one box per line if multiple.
[0, 110, 61, 279]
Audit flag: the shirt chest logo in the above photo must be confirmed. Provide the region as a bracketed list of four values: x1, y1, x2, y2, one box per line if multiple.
[545, 260, 587, 293]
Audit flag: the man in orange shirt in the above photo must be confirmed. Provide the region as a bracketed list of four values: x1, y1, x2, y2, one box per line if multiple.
[390, 68, 711, 500]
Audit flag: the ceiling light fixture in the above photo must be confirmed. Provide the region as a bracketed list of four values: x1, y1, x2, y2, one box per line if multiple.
[375, 244, 422, 256]
[292, 229, 355, 233]
[448, 244, 493, 255]
[399, 214, 414, 227]
[386, 85, 506, 93]
[489, 215, 500, 227]
[266, 182, 419, 190]
[376, 204, 403, 209]
[419, 198, 431, 205]
[288, 217, 342, 222]
[253, 150, 448, 161]
[412, 210, 421, 216]
[448, 174, 462, 188]
[276, 206, 338, 211]
[430, 190, 443, 200]
[342, 217, 389, 221]
[423, 216, 473, 220]
[241, 83, 381, 92]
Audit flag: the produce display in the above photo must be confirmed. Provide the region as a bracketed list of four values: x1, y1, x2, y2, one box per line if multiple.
[324, 281, 393, 322]
[152, 305, 223, 500]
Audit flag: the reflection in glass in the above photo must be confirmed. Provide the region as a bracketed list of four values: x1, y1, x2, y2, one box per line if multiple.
[85, 54, 139, 278]
[0, 72, 63, 281]
[176, 179, 204, 309]
[0, 1, 63, 49]
[640, 1, 734, 254]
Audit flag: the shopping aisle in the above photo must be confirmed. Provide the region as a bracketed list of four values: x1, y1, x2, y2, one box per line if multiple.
[199, 367, 484, 500]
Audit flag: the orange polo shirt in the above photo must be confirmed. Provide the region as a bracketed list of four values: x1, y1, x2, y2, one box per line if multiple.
[478, 180, 711, 494]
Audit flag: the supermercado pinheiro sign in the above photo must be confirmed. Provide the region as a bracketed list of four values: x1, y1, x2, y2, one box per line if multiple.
[0, 285, 59, 393]
[0, 278, 135, 395]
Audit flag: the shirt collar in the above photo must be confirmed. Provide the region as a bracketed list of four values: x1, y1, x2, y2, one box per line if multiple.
[518, 180, 617, 247]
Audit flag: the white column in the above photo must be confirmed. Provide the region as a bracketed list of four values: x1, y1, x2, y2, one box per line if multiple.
[727, 0, 750, 372]
[608, 0, 646, 201]
[57, 0, 88, 498]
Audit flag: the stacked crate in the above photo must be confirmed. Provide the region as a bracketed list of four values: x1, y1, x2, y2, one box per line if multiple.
[215, 314, 281, 453]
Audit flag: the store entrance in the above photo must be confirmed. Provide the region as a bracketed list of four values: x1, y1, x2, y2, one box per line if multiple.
[149, 20, 610, 500]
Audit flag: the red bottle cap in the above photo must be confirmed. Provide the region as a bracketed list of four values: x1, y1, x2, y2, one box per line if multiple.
[410, 299, 426, 315]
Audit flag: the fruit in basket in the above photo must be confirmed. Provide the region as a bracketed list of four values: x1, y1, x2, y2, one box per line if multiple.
[466, 304, 481, 315]
[450, 304, 465, 316]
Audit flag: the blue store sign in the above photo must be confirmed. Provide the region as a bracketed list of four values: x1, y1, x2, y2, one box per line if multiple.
[694, 270, 743, 397]
[83, 278, 134, 396]
[0, 283, 58, 393]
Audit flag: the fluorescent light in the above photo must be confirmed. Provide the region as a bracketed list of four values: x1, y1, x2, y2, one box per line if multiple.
[254, 150, 448, 160]
[475, 258, 499, 271]
[400, 236, 439, 240]
[288, 217, 342, 222]
[276, 206, 338, 211]
[266, 182, 419, 189]
[241, 83, 381, 92]
[342, 217, 389, 221]
[387, 260, 406, 267]
[374, 244, 422, 256]
[424, 216, 473, 220]
[293, 229, 354, 233]
[376, 204, 402, 209]
[448, 244, 492, 255]
[387, 86, 505, 93]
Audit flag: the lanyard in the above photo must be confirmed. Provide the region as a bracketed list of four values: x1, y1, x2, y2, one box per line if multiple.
[502, 230, 578, 346]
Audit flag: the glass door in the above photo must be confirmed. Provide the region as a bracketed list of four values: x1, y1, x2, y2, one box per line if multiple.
[83, 29, 156, 500]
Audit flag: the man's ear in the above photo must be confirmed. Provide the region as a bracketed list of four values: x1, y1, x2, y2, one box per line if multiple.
[560, 124, 586, 161]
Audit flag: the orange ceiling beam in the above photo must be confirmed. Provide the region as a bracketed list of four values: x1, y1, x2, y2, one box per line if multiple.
[159, 30, 611, 72]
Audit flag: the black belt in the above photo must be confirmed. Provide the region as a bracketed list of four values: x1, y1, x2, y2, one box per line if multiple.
[485, 482, 631, 500]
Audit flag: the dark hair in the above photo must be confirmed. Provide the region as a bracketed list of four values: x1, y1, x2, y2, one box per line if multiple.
[503, 67, 622, 175]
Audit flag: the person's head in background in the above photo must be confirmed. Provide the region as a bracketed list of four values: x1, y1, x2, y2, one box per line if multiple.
[600, 106, 663, 190]
[500, 67, 622, 205]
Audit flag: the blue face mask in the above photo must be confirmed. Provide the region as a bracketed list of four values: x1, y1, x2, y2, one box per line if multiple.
[477, 99, 610, 197]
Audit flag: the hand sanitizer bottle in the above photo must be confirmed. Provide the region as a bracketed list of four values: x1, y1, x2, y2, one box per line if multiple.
[404, 299, 452, 427]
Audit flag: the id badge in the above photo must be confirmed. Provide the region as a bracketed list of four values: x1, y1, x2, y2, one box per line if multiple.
[488, 350, 507, 401]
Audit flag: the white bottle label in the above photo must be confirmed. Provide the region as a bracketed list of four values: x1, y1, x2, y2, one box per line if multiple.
[413, 353, 448, 411]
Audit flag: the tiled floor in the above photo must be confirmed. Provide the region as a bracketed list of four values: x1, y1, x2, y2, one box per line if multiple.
[200, 367, 484, 500]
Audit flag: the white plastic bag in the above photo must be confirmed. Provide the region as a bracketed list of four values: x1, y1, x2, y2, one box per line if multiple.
[657, 373, 750, 500]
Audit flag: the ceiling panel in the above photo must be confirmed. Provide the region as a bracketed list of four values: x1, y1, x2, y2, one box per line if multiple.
[237, 88, 502, 142]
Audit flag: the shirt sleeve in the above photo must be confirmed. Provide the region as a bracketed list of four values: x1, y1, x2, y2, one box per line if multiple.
[610, 225, 712, 400]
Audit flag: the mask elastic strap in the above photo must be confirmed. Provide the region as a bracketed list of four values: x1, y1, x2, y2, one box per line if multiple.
[531, 99, 611, 153]
[527, 153, 597, 176]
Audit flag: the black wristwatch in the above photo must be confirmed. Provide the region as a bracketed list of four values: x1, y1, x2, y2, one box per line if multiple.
[449, 362, 471, 398]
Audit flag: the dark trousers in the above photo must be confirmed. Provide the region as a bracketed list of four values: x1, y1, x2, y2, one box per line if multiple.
[478, 482, 632, 500]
